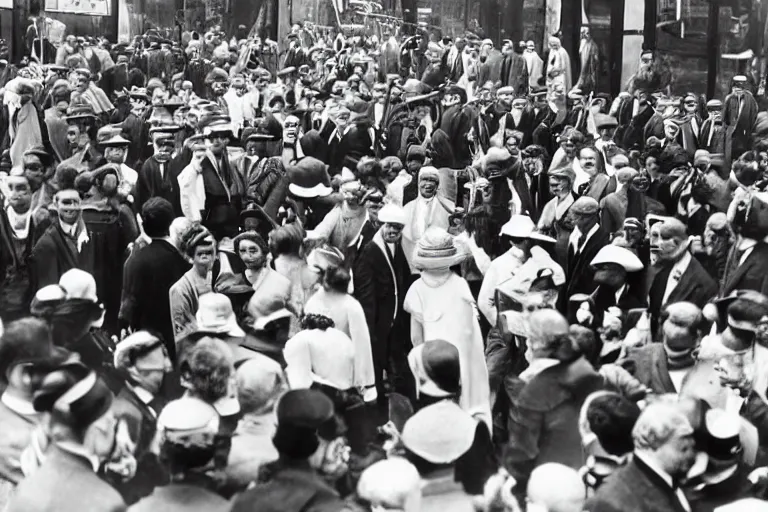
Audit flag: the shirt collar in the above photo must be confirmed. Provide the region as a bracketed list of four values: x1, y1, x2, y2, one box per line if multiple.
[1, 391, 37, 417]
[130, 384, 154, 405]
[615, 284, 626, 304]
[59, 219, 77, 236]
[672, 250, 692, 277]
[635, 451, 675, 488]
[56, 442, 101, 472]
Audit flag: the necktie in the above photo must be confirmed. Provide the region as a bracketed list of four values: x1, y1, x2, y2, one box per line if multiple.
[576, 232, 587, 252]
[578, 182, 590, 196]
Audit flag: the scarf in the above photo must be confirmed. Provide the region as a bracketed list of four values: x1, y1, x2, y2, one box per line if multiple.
[412, 195, 437, 240]
[7, 206, 30, 240]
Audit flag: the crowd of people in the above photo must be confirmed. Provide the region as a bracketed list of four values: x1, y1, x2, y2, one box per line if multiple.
[2, 15, 768, 512]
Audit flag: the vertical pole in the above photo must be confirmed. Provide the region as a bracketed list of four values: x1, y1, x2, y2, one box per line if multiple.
[706, 0, 718, 98]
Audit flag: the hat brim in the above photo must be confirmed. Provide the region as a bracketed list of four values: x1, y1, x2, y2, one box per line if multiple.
[411, 251, 466, 271]
[253, 308, 292, 331]
[66, 114, 96, 122]
[289, 183, 333, 199]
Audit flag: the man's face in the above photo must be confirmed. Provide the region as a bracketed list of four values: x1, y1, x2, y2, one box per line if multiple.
[104, 146, 126, 164]
[708, 108, 722, 121]
[152, 88, 168, 105]
[683, 95, 697, 114]
[571, 212, 596, 234]
[579, 149, 598, 177]
[186, 112, 199, 129]
[455, 39, 467, 52]
[497, 92, 513, 107]
[655, 429, 697, 480]
[598, 127, 615, 140]
[442, 94, 460, 107]
[549, 176, 569, 196]
[640, 54, 653, 70]
[419, 176, 438, 198]
[66, 125, 82, 151]
[406, 158, 422, 174]
[413, 106, 430, 122]
[238, 239, 266, 270]
[7, 179, 32, 213]
[134, 345, 171, 395]
[205, 134, 228, 156]
[526, 41, 535, 53]
[74, 74, 89, 93]
[548, 38, 560, 50]
[130, 98, 147, 113]
[283, 116, 300, 142]
[732, 83, 745, 96]
[650, 224, 684, 262]
[56, 100, 69, 115]
[364, 200, 383, 224]
[23, 156, 46, 191]
[56, 190, 82, 224]
[624, 224, 643, 244]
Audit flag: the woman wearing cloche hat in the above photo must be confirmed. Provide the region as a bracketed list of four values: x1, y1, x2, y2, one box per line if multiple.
[404, 227, 491, 426]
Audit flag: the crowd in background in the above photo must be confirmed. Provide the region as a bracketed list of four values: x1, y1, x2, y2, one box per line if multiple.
[1, 15, 768, 512]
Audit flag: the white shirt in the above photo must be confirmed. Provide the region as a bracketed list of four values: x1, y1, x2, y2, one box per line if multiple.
[662, 251, 692, 305]
[569, 223, 599, 254]
[634, 452, 692, 512]
[615, 284, 627, 305]
[60, 219, 77, 237]
[507, 177, 523, 215]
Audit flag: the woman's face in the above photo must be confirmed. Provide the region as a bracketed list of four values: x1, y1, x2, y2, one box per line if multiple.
[238, 239, 266, 270]
[645, 156, 659, 175]
[549, 176, 569, 196]
[561, 139, 576, 158]
[683, 96, 697, 114]
[193, 243, 215, 273]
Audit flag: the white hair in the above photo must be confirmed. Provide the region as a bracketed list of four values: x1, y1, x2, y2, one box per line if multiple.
[527, 463, 585, 512]
[357, 457, 421, 511]
[632, 402, 692, 451]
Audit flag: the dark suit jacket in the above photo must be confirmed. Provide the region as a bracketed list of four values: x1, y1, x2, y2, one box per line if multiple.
[230, 463, 344, 512]
[505, 356, 603, 487]
[643, 113, 665, 145]
[135, 157, 177, 215]
[721, 242, 768, 298]
[621, 343, 679, 395]
[439, 104, 476, 167]
[29, 221, 94, 292]
[559, 226, 610, 314]
[119, 239, 190, 360]
[6, 445, 126, 512]
[646, 256, 718, 322]
[330, 124, 373, 175]
[354, 234, 409, 368]
[584, 456, 690, 512]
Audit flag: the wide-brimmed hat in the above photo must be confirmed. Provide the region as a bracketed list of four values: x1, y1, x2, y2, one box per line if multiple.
[411, 227, 466, 271]
[195, 293, 245, 338]
[248, 294, 292, 331]
[287, 157, 333, 198]
[401, 400, 476, 464]
[590, 245, 644, 272]
[128, 86, 149, 102]
[499, 215, 555, 243]
[100, 134, 131, 147]
[65, 103, 96, 122]
[378, 203, 406, 225]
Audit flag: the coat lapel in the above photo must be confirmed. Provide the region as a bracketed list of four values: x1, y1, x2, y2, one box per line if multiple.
[50, 223, 79, 269]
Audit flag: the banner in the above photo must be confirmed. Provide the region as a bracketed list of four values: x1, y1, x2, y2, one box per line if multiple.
[45, 0, 110, 16]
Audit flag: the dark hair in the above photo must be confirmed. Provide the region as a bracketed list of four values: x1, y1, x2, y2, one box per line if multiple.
[429, 129, 456, 169]
[142, 197, 175, 238]
[0, 318, 53, 384]
[570, 325, 602, 367]
[160, 439, 217, 473]
[300, 313, 335, 331]
[269, 224, 304, 257]
[179, 223, 214, 259]
[179, 337, 232, 404]
[322, 265, 351, 293]
[53, 164, 78, 191]
[586, 393, 641, 456]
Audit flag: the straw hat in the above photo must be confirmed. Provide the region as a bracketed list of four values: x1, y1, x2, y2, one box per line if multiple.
[411, 227, 466, 271]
